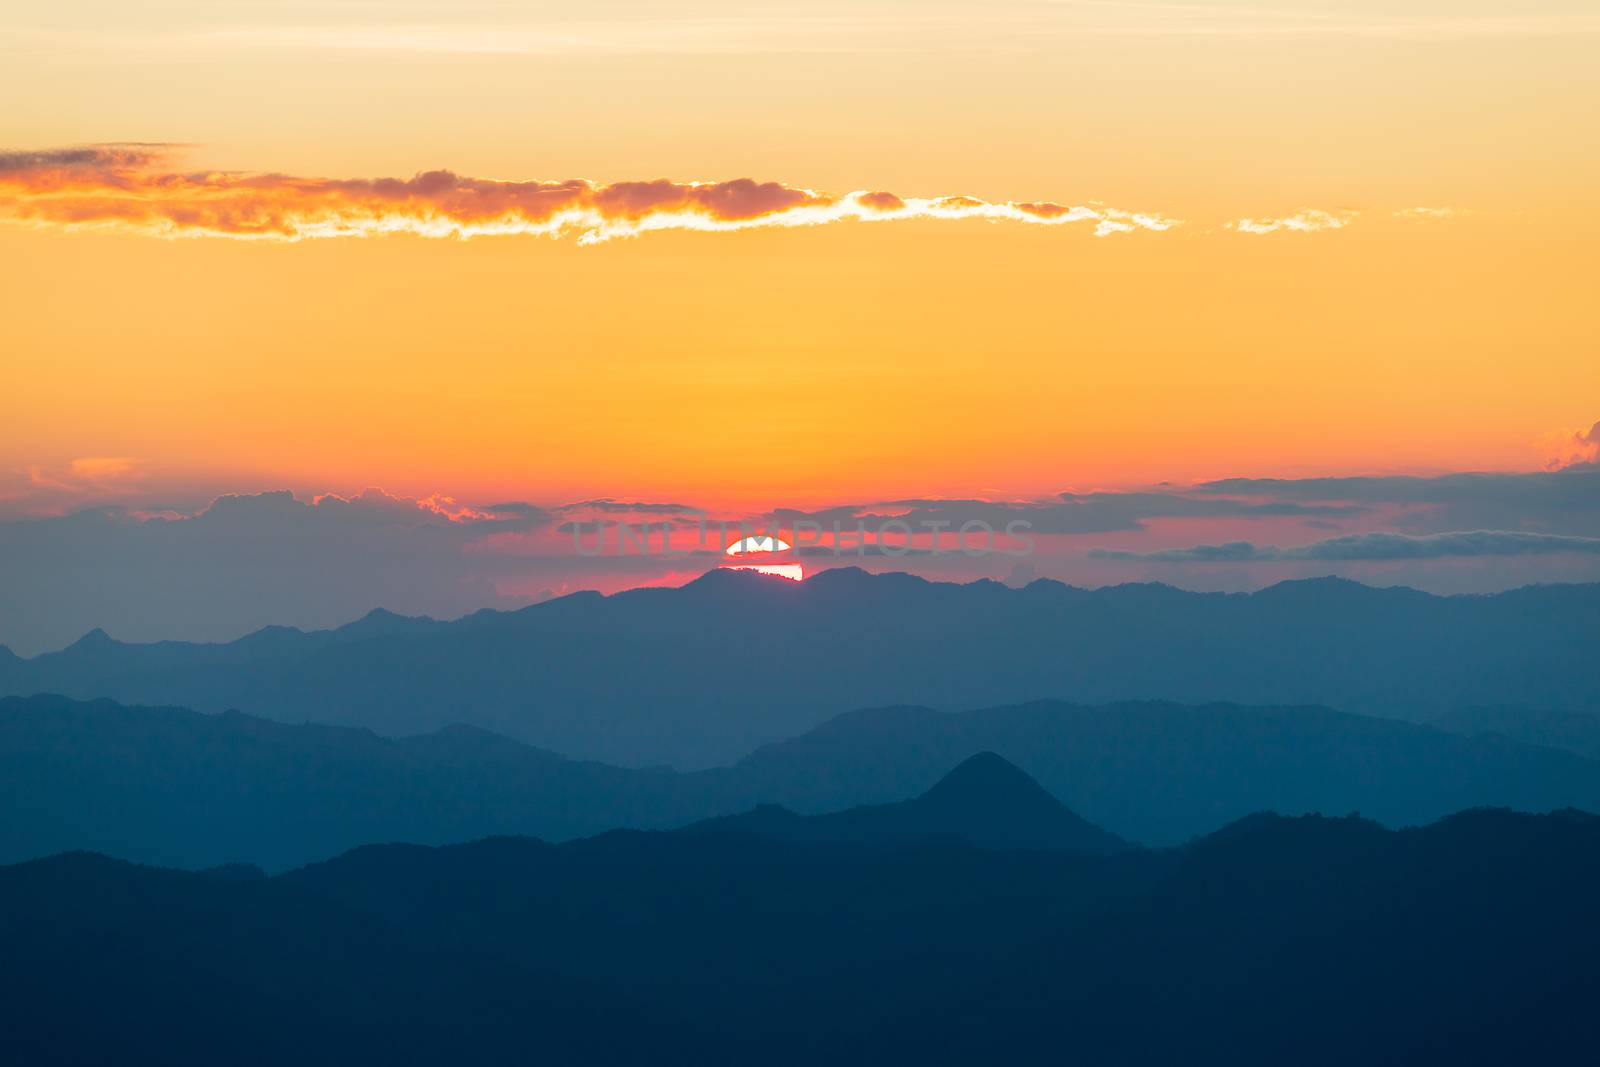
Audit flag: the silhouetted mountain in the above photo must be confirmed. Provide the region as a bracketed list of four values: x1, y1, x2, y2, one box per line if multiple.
[1434, 704, 1600, 760]
[8, 694, 1600, 867]
[0, 852, 669, 1067]
[2, 569, 1595, 767]
[682, 752, 1128, 853]
[5, 808, 1599, 1064]
[729, 699, 1600, 845]
[197, 861, 268, 881]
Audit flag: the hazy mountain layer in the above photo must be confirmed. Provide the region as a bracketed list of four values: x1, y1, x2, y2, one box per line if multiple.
[8, 694, 1600, 867]
[3, 569, 1596, 767]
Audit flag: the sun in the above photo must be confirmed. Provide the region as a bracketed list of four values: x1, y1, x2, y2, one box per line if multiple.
[721, 535, 804, 581]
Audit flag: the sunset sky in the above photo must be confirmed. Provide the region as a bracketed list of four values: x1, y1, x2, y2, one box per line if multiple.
[2, 1, 1598, 650]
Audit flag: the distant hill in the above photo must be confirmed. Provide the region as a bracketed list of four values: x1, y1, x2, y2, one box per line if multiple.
[5, 808, 1599, 1064]
[1434, 704, 1600, 760]
[679, 751, 1129, 854]
[1, 569, 1596, 767]
[0, 694, 685, 870]
[729, 699, 1600, 844]
[8, 694, 1600, 867]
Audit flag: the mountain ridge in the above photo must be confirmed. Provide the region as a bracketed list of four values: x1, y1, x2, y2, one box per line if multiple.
[680, 751, 1129, 854]
[6, 805, 1600, 1064]
[7, 693, 1600, 868]
[2, 569, 1596, 768]
[13, 568, 1595, 660]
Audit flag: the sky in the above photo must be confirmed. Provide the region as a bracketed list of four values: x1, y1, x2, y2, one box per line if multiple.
[2, 1, 1598, 651]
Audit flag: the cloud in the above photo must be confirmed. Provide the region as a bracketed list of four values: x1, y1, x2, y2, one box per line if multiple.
[0, 488, 559, 654]
[1579, 421, 1600, 459]
[1197, 463, 1600, 535]
[1395, 206, 1456, 221]
[1229, 209, 1357, 234]
[1090, 530, 1600, 562]
[0, 145, 1179, 245]
[2, 455, 144, 513]
[562, 499, 700, 515]
[779, 491, 1365, 536]
[65, 456, 138, 481]
[1545, 420, 1600, 470]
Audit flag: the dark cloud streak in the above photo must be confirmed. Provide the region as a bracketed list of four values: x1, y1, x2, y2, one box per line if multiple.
[1091, 530, 1600, 562]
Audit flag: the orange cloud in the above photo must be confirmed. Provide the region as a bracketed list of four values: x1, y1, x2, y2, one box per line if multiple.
[1544, 421, 1600, 470]
[27, 456, 139, 492]
[2, 455, 143, 515]
[1228, 209, 1357, 235]
[0, 145, 1179, 244]
[417, 494, 503, 522]
[67, 456, 138, 480]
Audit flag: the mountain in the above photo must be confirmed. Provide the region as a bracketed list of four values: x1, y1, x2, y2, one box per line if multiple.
[2, 568, 1596, 767]
[730, 698, 1600, 844]
[0, 852, 671, 1067]
[5, 808, 1599, 1064]
[8, 694, 1600, 867]
[681, 751, 1128, 854]
[1434, 704, 1600, 760]
[0, 693, 694, 870]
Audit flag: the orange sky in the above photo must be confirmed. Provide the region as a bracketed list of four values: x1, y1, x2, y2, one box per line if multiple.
[3, 0, 1598, 515]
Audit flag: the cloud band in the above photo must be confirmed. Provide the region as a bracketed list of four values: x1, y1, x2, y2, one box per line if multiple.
[1090, 530, 1600, 563]
[0, 145, 1179, 244]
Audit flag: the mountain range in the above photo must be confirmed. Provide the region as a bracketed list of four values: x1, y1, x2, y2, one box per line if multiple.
[1433, 704, 1600, 760]
[8, 692, 1600, 868]
[677, 750, 1129, 853]
[5, 760, 1598, 1065]
[2, 568, 1596, 768]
